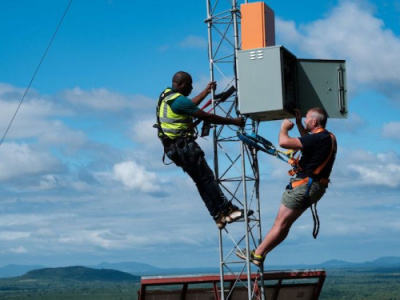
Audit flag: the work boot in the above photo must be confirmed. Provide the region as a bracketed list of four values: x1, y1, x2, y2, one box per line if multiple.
[213, 213, 226, 230]
[224, 203, 254, 223]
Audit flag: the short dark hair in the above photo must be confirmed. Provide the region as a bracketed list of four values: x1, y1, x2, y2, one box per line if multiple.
[172, 71, 191, 88]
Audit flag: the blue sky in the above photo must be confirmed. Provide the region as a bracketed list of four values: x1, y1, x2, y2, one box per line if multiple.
[0, 0, 399, 270]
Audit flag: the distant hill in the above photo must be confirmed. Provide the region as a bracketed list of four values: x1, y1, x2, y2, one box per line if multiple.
[319, 256, 400, 269]
[362, 256, 400, 267]
[265, 256, 400, 271]
[0, 264, 45, 278]
[2, 256, 400, 278]
[93, 261, 219, 276]
[19, 266, 140, 282]
[92, 257, 400, 276]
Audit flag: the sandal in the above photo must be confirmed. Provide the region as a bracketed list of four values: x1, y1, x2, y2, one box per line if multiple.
[235, 248, 265, 266]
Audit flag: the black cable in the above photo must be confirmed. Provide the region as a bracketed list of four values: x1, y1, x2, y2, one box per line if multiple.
[0, 0, 73, 147]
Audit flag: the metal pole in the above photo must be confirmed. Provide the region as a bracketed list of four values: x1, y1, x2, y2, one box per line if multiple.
[253, 121, 266, 300]
[230, 1, 253, 299]
[205, 2, 226, 298]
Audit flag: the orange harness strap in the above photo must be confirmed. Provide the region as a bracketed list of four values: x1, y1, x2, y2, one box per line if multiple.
[288, 128, 337, 183]
[312, 131, 337, 177]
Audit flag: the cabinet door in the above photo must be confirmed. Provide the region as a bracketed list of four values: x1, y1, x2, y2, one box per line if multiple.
[297, 59, 347, 118]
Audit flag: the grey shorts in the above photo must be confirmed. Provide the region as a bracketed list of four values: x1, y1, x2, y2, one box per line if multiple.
[281, 178, 326, 210]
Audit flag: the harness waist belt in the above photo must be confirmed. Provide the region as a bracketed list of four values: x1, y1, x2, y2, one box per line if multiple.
[290, 177, 329, 189]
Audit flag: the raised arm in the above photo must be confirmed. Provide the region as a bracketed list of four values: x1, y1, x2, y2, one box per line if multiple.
[191, 81, 217, 106]
[294, 109, 308, 137]
[279, 119, 303, 150]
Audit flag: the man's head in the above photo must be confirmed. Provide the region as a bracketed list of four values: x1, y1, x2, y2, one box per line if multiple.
[304, 107, 328, 132]
[172, 71, 193, 96]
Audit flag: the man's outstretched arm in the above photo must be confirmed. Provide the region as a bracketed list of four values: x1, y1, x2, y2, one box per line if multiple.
[192, 109, 244, 126]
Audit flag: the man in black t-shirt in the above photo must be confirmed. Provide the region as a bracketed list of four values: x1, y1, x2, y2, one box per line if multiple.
[236, 107, 337, 266]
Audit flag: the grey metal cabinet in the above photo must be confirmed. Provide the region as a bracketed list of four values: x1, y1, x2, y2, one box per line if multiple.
[237, 46, 347, 121]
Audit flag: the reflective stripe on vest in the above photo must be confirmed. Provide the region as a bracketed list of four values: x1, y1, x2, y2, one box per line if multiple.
[158, 89, 194, 139]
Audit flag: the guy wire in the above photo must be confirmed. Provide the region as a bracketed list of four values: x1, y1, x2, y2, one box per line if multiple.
[0, 0, 73, 147]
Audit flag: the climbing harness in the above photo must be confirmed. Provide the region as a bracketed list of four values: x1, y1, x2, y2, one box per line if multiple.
[238, 129, 337, 239]
[154, 88, 195, 166]
[155, 88, 196, 140]
[155, 86, 236, 165]
[288, 129, 336, 238]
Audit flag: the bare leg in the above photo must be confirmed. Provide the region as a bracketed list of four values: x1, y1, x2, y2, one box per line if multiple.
[255, 204, 304, 257]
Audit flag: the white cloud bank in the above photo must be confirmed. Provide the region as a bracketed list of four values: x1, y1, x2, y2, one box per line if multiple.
[0, 143, 63, 181]
[276, 1, 400, 98]
[347, 151, 400, 188]
[62, 87, 154, 112]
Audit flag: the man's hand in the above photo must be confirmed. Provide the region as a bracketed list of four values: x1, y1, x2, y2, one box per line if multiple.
[232, 117, 245, 127]
[193, 111, 245, 127]
[294, 109, 302, 124]
[192, 81, 217, 105]
[293, 108, 307, 136]
[206, 81, 217, 94]
[281, 118, 294, 131]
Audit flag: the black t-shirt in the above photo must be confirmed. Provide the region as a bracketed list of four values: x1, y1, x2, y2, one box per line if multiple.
[298, 130, 336, 180]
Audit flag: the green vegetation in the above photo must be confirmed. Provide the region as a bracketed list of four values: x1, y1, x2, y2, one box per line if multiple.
[321, 269, 400, 300]
[0, 266, 141, 300]
[0, 278, 140, 300]
[0, 267, 399, 299]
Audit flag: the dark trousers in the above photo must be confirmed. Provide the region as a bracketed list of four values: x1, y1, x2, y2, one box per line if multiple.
[165, 140, 230, 217]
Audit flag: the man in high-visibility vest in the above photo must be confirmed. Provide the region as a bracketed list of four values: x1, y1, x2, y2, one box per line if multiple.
[156, 71, 252, 229]
[236, 107, 337, 266]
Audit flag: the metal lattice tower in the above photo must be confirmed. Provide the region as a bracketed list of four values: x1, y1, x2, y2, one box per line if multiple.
[205, 1, 265, 299]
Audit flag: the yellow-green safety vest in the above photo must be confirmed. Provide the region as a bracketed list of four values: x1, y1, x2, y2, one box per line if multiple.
[157, 88, 194, 140]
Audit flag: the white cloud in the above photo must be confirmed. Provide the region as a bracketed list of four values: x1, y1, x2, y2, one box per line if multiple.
[58, 229, 129, 250]
[0, 143, 63, 181]
[0, 83, 25, 96]
[0, 84, 89, 153]
[347, 151, 400, 187]
[349, 164, 400, 187]
[382, 122, 400, 140]
[276, 19, 301, 42]
[276, 1, 400, 98]
[37, 123, 87, 150]
[30, 229, 57, 239]
[38, 174, 60, 190]
[131, 118, 160, 149]
[62, 87, 154, 112]
[9, 246, 28, 254]
[63, 87, 129, 111]
[329, 112, 366, 133]
[179, 35, 208, 49]
[112, 160, 160, 192]
[0, 94, 63, 140]
[0, 232, 30, 241]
